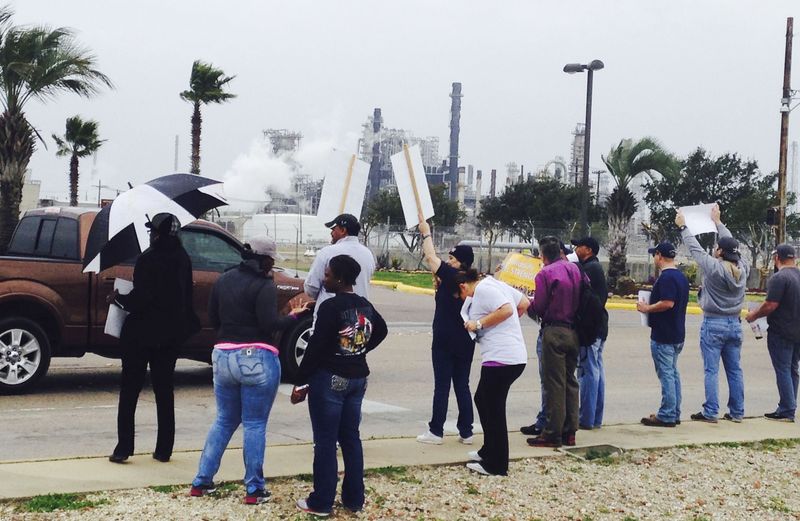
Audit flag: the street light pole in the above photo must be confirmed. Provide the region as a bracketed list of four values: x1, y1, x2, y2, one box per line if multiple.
[564, 59, 604, 237]
[777, 17, 793, 245]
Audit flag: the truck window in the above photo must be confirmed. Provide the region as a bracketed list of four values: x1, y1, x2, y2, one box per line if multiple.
[7, 216, 79, 259]
[181, 229, 241, 273]
[7, 216, 41, 255]
[51, 218, 79, 259]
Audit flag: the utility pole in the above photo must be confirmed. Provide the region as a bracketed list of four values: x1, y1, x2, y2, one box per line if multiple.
[96, 179, 102, 207]
[777, 17, 793, 245]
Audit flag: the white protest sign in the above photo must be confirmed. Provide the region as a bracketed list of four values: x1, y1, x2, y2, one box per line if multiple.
[390, 144, 435, 229]
[104, 278, 133, 338]
[679, 203, 717, 236]
[317, 149, 370, 223]
[638, 290, 651, 327]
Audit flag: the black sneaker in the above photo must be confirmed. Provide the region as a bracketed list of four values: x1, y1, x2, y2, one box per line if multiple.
[764, 412, 795, 422]
[690, 412, 718, 423]
[641, 414, 676, 428]
[520, 424, 542, 436]
[723, 413, 743, 423]
[245, 489, 271, 505]
[190, 483, 217, 497]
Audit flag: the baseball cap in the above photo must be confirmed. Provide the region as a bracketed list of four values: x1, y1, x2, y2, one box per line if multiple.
[324, 213, 361, 236]
[772, 243, 796, 260]
[448, 244, 474, 267]
[560, 241, 573, 255]
[648, 242, 677, 258]
[717, 236, 741, 262]
[571, 237, 600, 255]
[245, 236, 285, 261]
[145, 213, 180, 236]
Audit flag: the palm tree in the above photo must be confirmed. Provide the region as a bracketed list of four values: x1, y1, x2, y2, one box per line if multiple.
[602, 137, 678, 290]
[179, 60, 236, 175]
[0, 8, 111, 250]
[52, 116, 104, 206]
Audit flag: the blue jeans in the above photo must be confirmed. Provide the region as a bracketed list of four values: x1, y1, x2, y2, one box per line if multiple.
[650, 341, 683, 423]
[193, 348, 280, 494]
[428, 348, 473, 438]
[534, 331, 548, 429]
[699, 316, 744, 419]
[578, 338, 605, 428]
[767, 332, 800, 419]
[307, 369, 367, 513]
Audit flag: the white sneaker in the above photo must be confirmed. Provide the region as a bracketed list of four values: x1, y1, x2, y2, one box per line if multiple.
[466, 462, 491, 475]
[458, 435, 474, 445]
[467, 450, 482, 462]
[416, 430, 443, 445]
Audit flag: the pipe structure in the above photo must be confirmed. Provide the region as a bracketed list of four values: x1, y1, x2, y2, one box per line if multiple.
[448, 82, 463, 201]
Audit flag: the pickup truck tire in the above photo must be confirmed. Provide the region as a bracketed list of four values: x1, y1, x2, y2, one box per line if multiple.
[279, 314, 313, 382]
[0, 318, 52, 394]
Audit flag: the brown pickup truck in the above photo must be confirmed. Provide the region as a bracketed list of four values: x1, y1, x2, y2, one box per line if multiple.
[0, 207, 313, 393]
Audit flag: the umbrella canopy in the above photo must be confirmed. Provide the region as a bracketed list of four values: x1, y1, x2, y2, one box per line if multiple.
[83, 173, 228, 273]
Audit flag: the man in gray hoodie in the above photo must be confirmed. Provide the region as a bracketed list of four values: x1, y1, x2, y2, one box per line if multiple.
[676, 204, 749, 423]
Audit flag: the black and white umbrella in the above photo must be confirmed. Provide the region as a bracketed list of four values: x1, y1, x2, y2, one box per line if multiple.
[82, 173, 228, 273]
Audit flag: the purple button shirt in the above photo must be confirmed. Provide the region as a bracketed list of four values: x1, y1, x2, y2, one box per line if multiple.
[532, 259, 586, 324]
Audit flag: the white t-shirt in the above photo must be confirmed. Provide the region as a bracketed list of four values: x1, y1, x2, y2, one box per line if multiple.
[482, 276, 526, 310]
[466, 279, 527, 365]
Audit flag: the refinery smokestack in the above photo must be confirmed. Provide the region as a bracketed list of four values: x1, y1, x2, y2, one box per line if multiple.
[367, 108, 383, 200]
[475, 170, 483, 215]
[448, 82, 462, 201]
[490, 169, 497, 197]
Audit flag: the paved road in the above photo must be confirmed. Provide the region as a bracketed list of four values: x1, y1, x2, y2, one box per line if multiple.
[0, 286, 784, 462]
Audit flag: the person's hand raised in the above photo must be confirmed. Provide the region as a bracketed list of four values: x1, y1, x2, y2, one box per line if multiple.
[675, 210, 686, 228]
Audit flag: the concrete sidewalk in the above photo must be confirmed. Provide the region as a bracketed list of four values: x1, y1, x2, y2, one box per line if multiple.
[1, 418, 797, 500]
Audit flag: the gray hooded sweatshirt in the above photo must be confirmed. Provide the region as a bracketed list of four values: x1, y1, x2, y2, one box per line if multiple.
[681, 223, 749, 317]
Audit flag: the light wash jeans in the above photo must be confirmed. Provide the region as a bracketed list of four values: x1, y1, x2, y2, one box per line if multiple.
[767, 332, 800, 419]
[578, 338, 605, 428]
[193, 348, 280, 494]
[650, 340, 683, 423]
[699, 316, 744, 419]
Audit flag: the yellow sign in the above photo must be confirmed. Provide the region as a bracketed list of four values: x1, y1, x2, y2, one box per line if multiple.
[495, 252, 543, 296]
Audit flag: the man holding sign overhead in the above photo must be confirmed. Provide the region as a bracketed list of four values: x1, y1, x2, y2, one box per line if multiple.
[677, 203, 749, 424]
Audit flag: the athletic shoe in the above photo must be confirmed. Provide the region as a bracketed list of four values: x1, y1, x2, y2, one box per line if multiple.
[641, 414, 676, 428]
[416, 430, 443, 445]
[690, 412, 718, 423]
[578, 424, 594, 430]
[520, 424, 542, 436]
[466, 462, 491, 475]
[527, 436, 561, 448]
[764, 412, 795, 422]
[458, 435, 474, 445]
[723, 413, 743, 423]
[244, 489, 271, 505]
[467, 450, 482, 462]
[296, 498, 331, 517]
[189, 483, 217, 497]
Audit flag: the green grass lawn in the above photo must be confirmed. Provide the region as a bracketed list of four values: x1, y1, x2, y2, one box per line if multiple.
[372, 271, 434, 289]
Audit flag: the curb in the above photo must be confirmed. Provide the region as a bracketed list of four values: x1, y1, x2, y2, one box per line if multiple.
[371, 281, 746, 316]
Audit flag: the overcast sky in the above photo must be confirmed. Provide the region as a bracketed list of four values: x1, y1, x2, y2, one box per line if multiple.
[10, 0, 800, 206]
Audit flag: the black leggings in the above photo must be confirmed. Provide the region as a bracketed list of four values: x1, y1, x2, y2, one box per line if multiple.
[474, 363, 526, 475]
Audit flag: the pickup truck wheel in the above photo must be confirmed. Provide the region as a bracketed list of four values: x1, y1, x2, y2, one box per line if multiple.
[279, 314, 313, 381]
[0, 318, 51, 394]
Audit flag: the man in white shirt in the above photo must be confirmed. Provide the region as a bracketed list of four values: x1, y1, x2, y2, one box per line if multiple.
[304, 214, 376, 320]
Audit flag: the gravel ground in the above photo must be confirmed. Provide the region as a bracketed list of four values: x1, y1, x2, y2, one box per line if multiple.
[2, 441, 800, 521]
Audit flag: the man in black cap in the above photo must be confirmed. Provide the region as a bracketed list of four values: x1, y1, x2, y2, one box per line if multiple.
[746, 244, 800, 422]
[571, 237, 609, 430]
[305, 213, 376, 320]
[637, 242, 689, 427]
[107, 212, 199, 463]
[677, 203, 749, 424]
